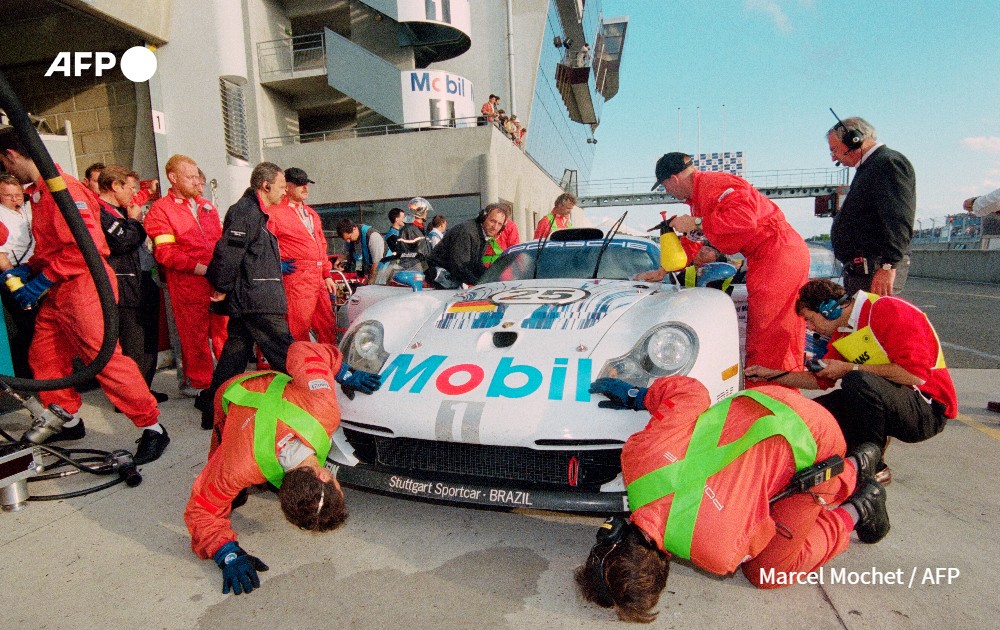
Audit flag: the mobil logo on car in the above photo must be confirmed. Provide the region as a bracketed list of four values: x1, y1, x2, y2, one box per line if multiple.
[381, 354, 593, 402]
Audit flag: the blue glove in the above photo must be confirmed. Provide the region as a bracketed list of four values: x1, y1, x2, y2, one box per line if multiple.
[3, 264, 32, 284]
[335, 363, 382, 396]
[589, 378, 648, 411]
[280, 259, 297, 275]
[13, 272, 55, 310]
[213, 541, 269, 595]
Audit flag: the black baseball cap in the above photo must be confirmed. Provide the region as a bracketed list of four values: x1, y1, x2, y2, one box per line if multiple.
[651, 153, 694, 190]
[284, 167, 315, 185]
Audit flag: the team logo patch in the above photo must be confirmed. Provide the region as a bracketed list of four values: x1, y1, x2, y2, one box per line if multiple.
[308, 378, 331, 391]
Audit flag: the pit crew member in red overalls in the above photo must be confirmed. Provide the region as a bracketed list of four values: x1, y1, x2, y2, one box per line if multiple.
[0, 127, 169, 464]
[578, 375, 888, 623]
[653, 152, 809, 372]
[145, 154, 227, 395]
[534, 192, 574, 239]
[268, 167, 335, 343]
[745, 278, 958, 485]
[184, 342, 381, 595]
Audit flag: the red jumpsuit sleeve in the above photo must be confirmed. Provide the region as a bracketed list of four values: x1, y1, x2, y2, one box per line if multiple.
[130, 189, 151, 207]
[145, 201, 204, 273]
[44, 185, 108, 282]
[183, 439, 259, 559]
[641, 375, 713, 433]
[533, 216, 552, 240]
[699, 182, 761, 255]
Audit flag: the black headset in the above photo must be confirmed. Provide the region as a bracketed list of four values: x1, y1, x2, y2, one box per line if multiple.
[817, 292, 850, 320]
[829, 108, 863, 152]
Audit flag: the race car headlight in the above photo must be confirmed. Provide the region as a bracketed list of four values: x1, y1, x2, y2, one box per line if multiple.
[343, 320, 389, 374]
[598, 323, 698, 387]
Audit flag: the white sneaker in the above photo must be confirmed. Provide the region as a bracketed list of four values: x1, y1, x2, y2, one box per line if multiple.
[180, 386, 203, 398]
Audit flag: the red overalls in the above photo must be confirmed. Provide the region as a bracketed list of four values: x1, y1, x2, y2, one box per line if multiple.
[689, 172, 809, 371]
[27, 167, 158, 426]
[145, 189, 227, 389]
[267, 198, 335, 344]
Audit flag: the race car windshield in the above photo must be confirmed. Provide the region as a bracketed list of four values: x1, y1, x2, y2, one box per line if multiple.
[478, 238, 660, 284]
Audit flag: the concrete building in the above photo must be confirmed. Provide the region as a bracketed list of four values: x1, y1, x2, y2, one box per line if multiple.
[0, 0, 627, 237]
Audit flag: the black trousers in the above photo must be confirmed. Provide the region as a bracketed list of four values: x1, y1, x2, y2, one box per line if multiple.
[1, 288, 36, 378]
[117, 273, 161, 386]
[814, 370, 946, 452]
[208, 312, 294, 396]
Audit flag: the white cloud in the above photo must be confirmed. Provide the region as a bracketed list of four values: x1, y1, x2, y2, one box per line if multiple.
[962, 136, 1000, 153]
[746, 0, 792, 32]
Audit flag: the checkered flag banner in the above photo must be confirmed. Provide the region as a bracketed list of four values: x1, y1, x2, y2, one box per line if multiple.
[693, 151, 744, 176]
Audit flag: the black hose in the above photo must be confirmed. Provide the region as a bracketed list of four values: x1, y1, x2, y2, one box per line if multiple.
[0, 67, 118, 392]
[28, 476, 125, 501]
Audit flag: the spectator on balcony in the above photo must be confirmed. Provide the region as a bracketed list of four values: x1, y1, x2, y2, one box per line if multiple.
[576, 43, 591, 67]
[481, 94, 499, 125]
[497, 109, 509, 132]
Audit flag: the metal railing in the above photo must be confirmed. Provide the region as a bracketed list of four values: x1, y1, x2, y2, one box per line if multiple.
[913, 214, 992, 244]
[258, 32, 326, 77]
[263, 115, 487, 148]
[577, 168, 849, 197]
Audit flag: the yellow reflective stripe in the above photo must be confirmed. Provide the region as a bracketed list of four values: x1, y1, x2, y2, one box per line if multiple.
[45, 176, 67, 193]
[153, 234, 176, 245]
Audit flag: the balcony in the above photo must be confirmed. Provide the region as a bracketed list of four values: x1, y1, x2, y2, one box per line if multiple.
[257, 32, 329, 95]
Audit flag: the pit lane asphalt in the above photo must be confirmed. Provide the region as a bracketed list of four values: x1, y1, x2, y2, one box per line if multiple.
[1, 276, 997, 629]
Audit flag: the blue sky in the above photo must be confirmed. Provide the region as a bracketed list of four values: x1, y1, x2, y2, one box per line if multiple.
[588, 0, 1000, 239]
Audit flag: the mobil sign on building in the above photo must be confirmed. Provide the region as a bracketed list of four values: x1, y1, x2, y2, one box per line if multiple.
[402, 70, 475, 128]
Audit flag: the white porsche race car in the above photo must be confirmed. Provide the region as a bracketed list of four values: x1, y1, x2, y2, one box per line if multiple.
[326, 228, 742, 513]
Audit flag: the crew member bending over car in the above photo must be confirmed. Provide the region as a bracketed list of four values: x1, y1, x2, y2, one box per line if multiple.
[427, 203, 507, 288]
[579, 375, 888, 623]
[645, 152, 810, 372]
[184, 341, 381, 595]
[745, 279, 957, 485]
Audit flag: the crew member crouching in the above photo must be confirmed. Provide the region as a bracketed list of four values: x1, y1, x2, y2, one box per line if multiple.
[578, 376, 889, 623]
[184, 341, 381, 595]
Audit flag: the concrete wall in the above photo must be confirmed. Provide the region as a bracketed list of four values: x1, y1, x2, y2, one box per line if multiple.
[263, 123, 562, 236]
[910, 250, 1000, 284]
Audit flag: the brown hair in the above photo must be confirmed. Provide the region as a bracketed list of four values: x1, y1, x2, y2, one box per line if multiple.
[278, 467, 347, 532]
[97, 165, 139, 193]
[796, 278, 847, 315]
[555, 192, 576, 208]
[574, 526, 670, 623]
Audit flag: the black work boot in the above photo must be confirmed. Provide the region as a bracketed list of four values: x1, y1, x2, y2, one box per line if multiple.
[848, 442, 883, 479]
[194, 390, 214, 430]
[134, 427, 170, 465]
[847, 479, 890, 544]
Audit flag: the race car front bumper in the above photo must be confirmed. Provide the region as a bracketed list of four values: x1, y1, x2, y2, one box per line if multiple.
[326, 462, 629, 514]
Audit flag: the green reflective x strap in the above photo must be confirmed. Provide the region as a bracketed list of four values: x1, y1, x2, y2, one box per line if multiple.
[221, 372, 332, 488]
[684, 266, 697, 287]
[626, 390, 818, 560]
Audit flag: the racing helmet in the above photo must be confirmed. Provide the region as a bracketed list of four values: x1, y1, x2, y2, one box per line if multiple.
[406, 197, 432, 223]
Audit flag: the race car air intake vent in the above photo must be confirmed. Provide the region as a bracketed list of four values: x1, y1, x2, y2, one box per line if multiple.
[493, 331, 517, 348]
[343, 430, 621, 490]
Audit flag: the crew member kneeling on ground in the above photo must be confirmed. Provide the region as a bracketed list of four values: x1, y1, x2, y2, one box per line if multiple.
[184, 341, 381, 595]
[578, 376, 888, 623]
[745, 278, 958, 485]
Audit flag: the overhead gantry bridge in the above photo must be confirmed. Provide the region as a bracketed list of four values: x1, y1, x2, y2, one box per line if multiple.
[575, 168, 850, 214]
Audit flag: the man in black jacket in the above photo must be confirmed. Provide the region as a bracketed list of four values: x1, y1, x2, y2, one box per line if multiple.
[427, 204, 506, 288]
[827, 117, 915, 296]
[95, 165, 164, 400]
[196, 162, 295, 428]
